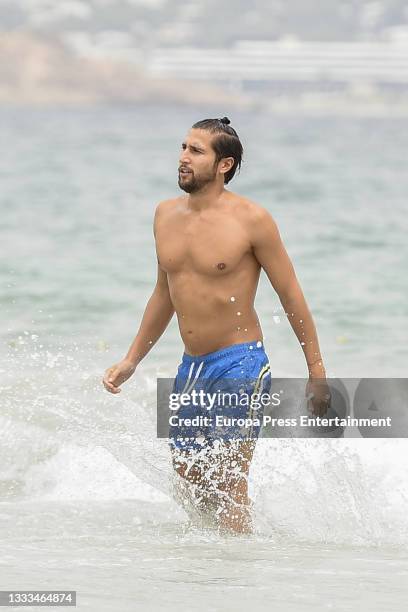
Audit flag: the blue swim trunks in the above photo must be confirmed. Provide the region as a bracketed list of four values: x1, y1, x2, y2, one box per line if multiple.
[168, 340, 272, 452]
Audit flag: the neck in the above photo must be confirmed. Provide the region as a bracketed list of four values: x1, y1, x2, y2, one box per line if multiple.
[187, 182, 227, 211]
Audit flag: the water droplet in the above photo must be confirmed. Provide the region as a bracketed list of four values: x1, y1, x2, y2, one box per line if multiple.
[249, 345, 253, 350]
[230, 296, 236, 302]
[244, 328, 248, 332]
[256, 341, 262, 348]
[237, 312, 241, 316]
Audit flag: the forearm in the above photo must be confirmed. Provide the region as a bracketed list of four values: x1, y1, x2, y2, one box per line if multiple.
[280, 285, 326, 376]
[125, 285, 175, 366]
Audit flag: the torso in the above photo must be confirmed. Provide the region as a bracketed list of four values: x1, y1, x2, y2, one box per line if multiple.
[155, 192, 264, 355]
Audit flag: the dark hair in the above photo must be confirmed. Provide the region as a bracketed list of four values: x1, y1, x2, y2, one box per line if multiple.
[191, 116, 243, 184]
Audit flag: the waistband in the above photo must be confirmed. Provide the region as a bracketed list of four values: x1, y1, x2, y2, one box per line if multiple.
[181, 340, 265, 365]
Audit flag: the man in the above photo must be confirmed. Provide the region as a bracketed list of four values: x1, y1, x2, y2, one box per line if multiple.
[103, 116, 330, 534]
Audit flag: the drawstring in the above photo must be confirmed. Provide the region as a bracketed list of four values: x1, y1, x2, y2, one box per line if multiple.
[185, 361, 204, 395]
[181, 361, 195, 394]
[181, 361, 204, 395]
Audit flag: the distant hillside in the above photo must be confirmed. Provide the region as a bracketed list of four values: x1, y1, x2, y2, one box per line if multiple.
[1, 1, 408, 111]
[0, 31, 253, 106]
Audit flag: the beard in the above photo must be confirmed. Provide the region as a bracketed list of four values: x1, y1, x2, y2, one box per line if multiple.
[178, 164, 217, 193]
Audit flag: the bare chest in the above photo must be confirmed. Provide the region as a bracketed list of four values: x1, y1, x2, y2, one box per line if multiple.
[156, 213, 250, 276]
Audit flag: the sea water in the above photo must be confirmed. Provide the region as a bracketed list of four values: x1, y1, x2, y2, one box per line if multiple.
[1, 106, 408, 610]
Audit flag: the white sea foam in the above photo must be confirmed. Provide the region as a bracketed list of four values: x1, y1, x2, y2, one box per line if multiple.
[23, 443, 170, 503]
[251, 438, 408, 545]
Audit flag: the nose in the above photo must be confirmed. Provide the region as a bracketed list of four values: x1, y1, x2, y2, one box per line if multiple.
[179, 151, 191, 166]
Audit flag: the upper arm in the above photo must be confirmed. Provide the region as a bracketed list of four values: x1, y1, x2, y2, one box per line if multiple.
[249, 206, 299, 300]
[156, 261, 169, 290]
[153, 200, 164, 240]
[153, 200, 171, 290]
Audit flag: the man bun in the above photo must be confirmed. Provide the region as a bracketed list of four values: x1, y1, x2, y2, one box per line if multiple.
[191, 116, 243, 184]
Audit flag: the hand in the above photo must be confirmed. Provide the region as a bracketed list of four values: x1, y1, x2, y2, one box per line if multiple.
[102, 359, 136, 394]
[306, 377, 331, 417]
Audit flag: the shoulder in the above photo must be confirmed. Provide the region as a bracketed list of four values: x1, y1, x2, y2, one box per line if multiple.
[153, 196, 185, 231]
[229, 193, 279, 237]
[154, 196, 182, 218]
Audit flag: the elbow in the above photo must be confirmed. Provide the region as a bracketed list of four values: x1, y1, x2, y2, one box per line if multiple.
[279, 281, 303, 306]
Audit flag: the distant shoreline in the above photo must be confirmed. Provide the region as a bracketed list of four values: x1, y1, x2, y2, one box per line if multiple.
[2, 31, 408, 115]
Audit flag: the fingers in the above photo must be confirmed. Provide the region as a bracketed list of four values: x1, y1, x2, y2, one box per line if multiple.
[102, 367, 122, 394]
[306, 382, 331, 417]
[310, 397, 330, 417]
[104, 381, 121, 394]
[307, 396, 330, 417]
[103, 378, 120, 393]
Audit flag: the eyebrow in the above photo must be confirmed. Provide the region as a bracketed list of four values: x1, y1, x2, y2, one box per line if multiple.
[181, 141, 206, 151]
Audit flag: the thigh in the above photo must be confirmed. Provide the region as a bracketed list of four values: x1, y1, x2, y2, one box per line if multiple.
[169, 363, 208, 452]
[171, 439, 254, 482]
[207, 352, 272, 442]
[204, 440, 257, 506]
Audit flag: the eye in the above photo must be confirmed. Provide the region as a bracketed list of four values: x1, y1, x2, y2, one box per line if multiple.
[181, 144, 203, 154]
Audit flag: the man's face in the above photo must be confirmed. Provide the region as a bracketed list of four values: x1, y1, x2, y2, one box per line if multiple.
[178, 129, 219, 193]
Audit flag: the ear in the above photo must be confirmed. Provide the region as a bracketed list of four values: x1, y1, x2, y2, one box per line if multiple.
[219, 157, 235, 176]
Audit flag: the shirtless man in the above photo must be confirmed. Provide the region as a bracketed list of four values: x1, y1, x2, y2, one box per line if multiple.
[103, 116, 330, 534]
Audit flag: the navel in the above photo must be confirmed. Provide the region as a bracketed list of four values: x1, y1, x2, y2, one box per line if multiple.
[217, 262, 226, 270]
